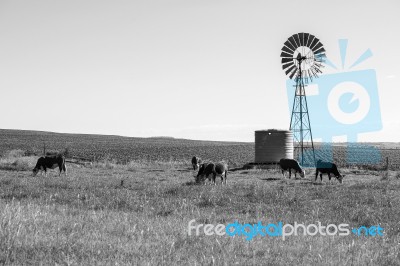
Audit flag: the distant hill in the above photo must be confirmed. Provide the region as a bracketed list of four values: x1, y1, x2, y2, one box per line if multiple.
[0, 129, 254, 166]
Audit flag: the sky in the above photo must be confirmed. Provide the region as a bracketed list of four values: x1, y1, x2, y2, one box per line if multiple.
[0, 0, 399, 142]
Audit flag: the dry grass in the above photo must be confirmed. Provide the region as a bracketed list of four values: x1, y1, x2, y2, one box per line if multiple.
[86, 159, 188, 171]
[0, 150, 37, 171]
[1, 160, 400, 265]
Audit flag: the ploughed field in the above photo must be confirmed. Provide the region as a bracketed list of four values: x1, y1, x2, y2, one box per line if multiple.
[1, 129, 399, 168]
[0, 129, 253, 167]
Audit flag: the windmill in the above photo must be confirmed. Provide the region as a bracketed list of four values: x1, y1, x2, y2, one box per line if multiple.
[280, 33, 326, 166]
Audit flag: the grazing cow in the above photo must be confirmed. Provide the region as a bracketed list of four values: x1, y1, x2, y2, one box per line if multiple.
[196, 162, 228, 185]
[32, 155, 67, 177]
[196, 163, 209, 183]
[191, 156, 202, 170]
[315, 160, 344, 183]
[279, 158, 305, 179]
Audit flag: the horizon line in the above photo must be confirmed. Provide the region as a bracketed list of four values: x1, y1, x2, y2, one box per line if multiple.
[0, 128, 398, 144]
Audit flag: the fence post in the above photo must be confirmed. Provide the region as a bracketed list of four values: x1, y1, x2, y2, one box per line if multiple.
[386, 157, 389, 171]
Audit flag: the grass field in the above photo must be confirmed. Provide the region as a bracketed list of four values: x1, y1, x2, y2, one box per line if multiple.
[1, 158, 400, 265]
[0, 129, 400, 265]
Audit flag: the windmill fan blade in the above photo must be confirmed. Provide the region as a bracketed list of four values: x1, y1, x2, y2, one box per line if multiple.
[314, 62, 323, 70]
[282, 61, 293, 70]
[281, 57, 294, 64]
[306, 34, 315, 48]
[312, 42, 323, 52]
[299, 33, 305, 46]
[281, 45, 294, 55]
[308, 70, 313, 82]
[304, 33, 310, 47]
[310, 38, 319, 50]
[314, 47, 325, 55]
[312, 68, 319, 78]
[289, 68, 298, 79]
[315, 53, 326, 62]
[284, 40, 296, 52]
[289, 35, 298, 47]
[280, 51, 293, 58]
[285, 65, 297, 75]
[294, 34, 301, 47]
[287, 37, 298, 51]
[309, 68, 316, 78]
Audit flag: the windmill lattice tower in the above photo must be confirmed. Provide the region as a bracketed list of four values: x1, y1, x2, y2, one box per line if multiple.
[280, 32, 326, 166]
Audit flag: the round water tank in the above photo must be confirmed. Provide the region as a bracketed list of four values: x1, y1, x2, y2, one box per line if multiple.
[255, 129, 293, 163]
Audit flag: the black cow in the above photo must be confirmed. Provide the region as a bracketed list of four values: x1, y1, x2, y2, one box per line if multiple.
[191, 156, 202, 170]
[315, 160, 344, 183]
[196, 162, 228, 185]
[279, 158, 305, 179]
[32, 155, 67, 177]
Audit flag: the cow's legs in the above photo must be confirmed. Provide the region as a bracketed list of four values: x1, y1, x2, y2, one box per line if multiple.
[288, 169, 292, 179]
[315, 170, 319, 182]
[212, 173, 216, 185]
[320, 173, 323, 182]
[197, 174, 204, 184]
[328, 173, 332, 184]
[281, 169, 285, 179]
[40, 166, 45, 176]
[205, 174, 211, 185]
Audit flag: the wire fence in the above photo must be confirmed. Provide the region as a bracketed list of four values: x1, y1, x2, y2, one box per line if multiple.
[294, 146, 400, 170]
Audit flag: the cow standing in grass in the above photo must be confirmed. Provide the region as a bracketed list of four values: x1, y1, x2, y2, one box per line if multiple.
[32, 154, 67, 177]
[196, 162, 228, 185]
[279, 158, 305, 179]
[315, 160, 344, 184]
[191, 156, 202, 170]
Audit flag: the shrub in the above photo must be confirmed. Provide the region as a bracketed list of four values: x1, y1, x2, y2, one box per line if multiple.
[0, 151, 36, 171]
[87, 160, 119, 170]
[6, 149, 25, 158]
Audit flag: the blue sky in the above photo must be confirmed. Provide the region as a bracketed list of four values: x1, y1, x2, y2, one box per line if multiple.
[0, 0, 398, 142]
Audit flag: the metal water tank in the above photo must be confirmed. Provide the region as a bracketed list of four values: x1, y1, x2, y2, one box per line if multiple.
[255, 129, 293, 163]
